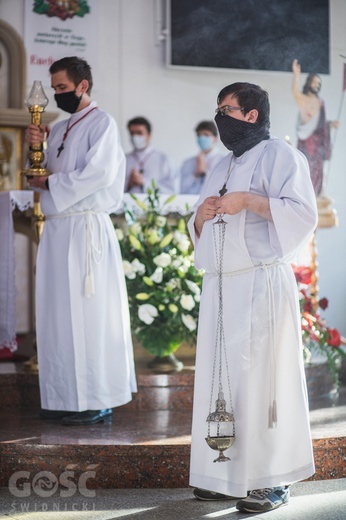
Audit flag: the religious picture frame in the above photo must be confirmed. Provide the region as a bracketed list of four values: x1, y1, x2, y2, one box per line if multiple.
[0, 127, 22, 191]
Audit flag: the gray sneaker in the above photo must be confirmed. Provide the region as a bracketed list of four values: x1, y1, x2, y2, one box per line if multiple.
[193, 488, 239, 501]
[236, 486, 290, 512]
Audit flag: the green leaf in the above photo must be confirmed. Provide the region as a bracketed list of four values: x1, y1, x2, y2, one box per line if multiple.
[163, 194, 177, 205]
[130, 193, 148, 211]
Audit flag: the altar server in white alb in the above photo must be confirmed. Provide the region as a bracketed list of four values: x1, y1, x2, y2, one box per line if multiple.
[180, 120, 224, 194]
[25, 56, 137, 425]
[188, 82, 317, 513]
[125, 116, 176, 194]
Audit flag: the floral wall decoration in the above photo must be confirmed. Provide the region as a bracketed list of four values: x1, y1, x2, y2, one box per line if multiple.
[116, 182, 203, 358]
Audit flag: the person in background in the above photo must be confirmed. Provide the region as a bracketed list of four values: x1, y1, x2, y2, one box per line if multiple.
[292, 58, 339, 195]
[180, 120, 224, 194]
[188, 82, 317, 513]
[24, 56, 137, 426]
[125, 116, 176, 193]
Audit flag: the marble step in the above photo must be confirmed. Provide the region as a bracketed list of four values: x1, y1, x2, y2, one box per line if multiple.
[0, 362, 345, 489]
[0, 401, 345, 489]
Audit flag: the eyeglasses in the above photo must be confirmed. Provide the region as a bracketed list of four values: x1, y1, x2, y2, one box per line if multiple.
[215, 105, 244, 116]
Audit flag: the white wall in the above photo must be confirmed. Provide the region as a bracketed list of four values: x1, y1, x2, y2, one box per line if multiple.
[1, 0, 345, 336]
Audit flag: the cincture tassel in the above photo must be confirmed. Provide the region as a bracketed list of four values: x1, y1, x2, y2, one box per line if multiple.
[84, 272, 95, 299]
[268, 399, 278, 429]
[84, 212, 103, 298]
[265, 265, 278, 429]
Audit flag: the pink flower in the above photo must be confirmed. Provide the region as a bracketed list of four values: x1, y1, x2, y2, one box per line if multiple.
[292, 265, 313, 285]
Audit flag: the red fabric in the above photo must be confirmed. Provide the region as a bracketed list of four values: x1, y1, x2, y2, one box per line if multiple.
[0, 347, 14, 360]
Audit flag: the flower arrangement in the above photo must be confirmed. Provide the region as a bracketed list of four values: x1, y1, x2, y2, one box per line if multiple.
[293, 265, 346, 385]
[115, 183, 203, 358]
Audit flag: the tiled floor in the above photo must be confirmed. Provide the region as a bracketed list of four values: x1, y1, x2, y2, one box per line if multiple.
[1, 479, 346, 519]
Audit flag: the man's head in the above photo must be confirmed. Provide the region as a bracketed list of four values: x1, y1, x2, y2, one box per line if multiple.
[195, 120, 218, 137]
[216, 82, 270, 126]
[195, 121, 218, 152]
[49, 56, 93, 94]
[49, 56, 93, 113]
[127, 117, 152, 150]
[214, 82, 270, 157]
[303, 73, 322, 96]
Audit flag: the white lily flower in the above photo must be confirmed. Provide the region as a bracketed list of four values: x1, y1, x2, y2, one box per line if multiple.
[150, 267, 163, 283]
[153, 252, 171, 268]
[185, 280, 201, 296]
[182, 314, 197, 331]
[123, 260, 136, 279]
[132, 258, 146, 275]
[138, 304, 158, 325]
[172, 258, 182, 269]
[156, 216, 167, 227]
[180, 294, 195, 311]
[177, 239, 190, 253]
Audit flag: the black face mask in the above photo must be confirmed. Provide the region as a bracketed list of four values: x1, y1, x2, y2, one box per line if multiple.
[54, 90, 82, 114]
[215, 112, 270, 157]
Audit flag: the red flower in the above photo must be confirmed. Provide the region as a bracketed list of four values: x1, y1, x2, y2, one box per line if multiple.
[292, 265, 313, 285]
[326, 328, 341, 347]
[318, 297, 329, 310]
[303, 300, 313, 313]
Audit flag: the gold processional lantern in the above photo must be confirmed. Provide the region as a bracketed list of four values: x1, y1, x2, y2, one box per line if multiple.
[205, 212, 235, 463]
[21, 80, 50, 242]
[22, 80, 49, 178]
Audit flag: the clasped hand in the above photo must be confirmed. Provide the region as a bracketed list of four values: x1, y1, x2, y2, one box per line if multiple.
[198, 192, 246, 221]
[129, 168, 144, 187]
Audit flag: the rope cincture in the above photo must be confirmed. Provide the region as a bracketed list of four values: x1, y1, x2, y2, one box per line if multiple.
[206, 260, 286, 429]
[45, 210, 105, 298]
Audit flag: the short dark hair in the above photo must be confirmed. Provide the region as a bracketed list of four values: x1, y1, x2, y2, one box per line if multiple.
[195, 120, 218, 136]
[127, 117, 151, 134]
[303, 73, 321, 94]
[49, 56, 93, 94]
[217, 82, 270, 127]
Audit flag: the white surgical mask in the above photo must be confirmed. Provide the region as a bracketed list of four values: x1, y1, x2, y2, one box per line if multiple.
[131, 135, 147, 150]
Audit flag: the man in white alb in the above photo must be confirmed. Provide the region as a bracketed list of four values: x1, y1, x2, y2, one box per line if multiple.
[180, 120, 224, 194]
[188, 82, 317, 513]
[125, 116, 176, 193]
[25, 56, 137, 425]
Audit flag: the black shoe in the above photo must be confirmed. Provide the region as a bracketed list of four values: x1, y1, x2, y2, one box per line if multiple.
[40, 409, 76, 420]
[61, 409, 112, 425]
[193, 488, 240, 501]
